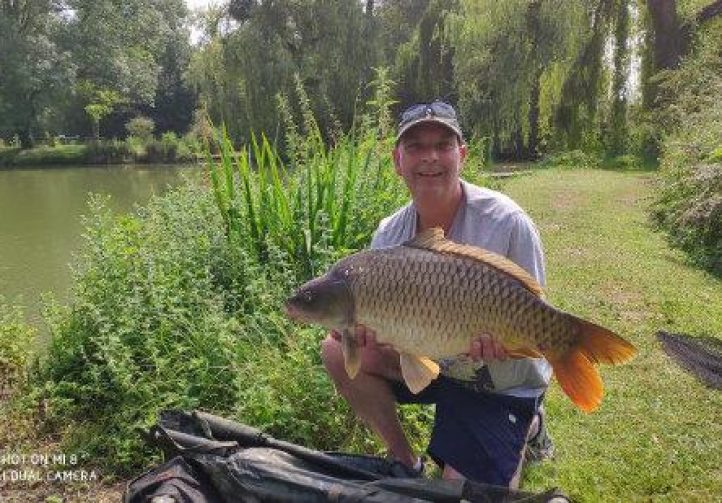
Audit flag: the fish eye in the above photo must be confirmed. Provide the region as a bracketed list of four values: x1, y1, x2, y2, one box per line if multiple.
[303, 291, 314, 302]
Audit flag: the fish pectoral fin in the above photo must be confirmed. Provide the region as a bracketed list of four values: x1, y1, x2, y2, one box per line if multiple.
[399, 353, 440, 394]
[505, 346, 545, 359]
[341, 329, 361, 379]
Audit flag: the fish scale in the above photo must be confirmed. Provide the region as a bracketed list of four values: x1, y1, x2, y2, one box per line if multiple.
[341, 247, 543, 358]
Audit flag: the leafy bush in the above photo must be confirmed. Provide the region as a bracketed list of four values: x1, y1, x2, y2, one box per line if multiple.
[125, 116, 155, 141]
[12, 145, 88, 165]
[86, 139, 132, 163]
[126, 135, 147, 160]
[539, 149, 601, 169]
[707, 145, 722, 163]
[601, 154, 647, 171]
[651, 26, 722, 275]
[0, 301, 36, 398]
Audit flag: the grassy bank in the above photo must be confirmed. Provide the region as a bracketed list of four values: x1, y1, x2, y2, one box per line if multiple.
[505, 169, 722, 501]
[1, 166, 720, 501]
[0, 136, 199, 167]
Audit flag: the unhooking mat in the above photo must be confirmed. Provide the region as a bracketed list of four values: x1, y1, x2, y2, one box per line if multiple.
[124, 409, 568, 503]
[657, 331, 722, 390]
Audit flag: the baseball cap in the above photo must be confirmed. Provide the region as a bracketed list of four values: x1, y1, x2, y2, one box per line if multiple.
[396, 101, 463, 144]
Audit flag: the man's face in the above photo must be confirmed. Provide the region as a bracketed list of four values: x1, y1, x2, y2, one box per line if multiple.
[393, 123, 467, 201]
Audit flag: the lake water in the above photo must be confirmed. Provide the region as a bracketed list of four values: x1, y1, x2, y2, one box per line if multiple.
[0, 164, 199, 330]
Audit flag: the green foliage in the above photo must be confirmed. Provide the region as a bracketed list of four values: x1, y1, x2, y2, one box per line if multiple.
[8, 145, 88, 166]
[207, 127, 406, 279]
[125, 116, 156, 141]
[86, 139, 133, 164]
[188, 0, 377, 146]
[601, 154, 649, 171]
[707, 145, 722, 163]
[144, 132, 195, 163]
[205, 76, 409, 278]
[450, 0, 587, 158]
[0, 0, 75, 146]
[651, 22, 722, 274]
[539, 149, 601, 169]
[393, 0, 458, 106]
[0, 136, 201, 166]
[0, 300, 36, 395]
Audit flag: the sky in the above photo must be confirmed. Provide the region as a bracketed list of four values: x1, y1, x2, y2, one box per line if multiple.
[186, 0, 218, 10]
[185, 0, 220, 44]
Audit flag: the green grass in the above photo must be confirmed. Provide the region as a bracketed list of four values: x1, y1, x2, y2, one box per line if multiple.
[10, 145, 89, 166]
[502, 168, 722, 501]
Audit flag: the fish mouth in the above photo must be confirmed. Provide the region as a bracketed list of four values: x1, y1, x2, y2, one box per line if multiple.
[284, 302, 313, 324]
[284, 302, 302, 320]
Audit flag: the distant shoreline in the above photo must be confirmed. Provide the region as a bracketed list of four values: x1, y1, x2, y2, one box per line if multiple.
[0, 142, 202, 168]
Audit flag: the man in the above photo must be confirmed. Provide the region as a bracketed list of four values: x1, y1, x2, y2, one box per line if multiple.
[321, 101, 552, 488]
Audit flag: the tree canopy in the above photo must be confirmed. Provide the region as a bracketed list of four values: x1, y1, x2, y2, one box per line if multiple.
[1, 0, 721, 158]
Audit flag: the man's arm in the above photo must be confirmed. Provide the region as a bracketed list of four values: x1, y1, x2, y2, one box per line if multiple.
[507, 212, 546, 285]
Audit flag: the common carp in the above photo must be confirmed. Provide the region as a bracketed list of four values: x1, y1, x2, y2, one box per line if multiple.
[285, 228, 637, 412]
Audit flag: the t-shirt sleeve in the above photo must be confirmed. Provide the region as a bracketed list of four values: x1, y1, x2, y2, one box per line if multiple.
[370, 228, 384, 250]
[370, 219, 389, 250]
[507, 212, 546, 287]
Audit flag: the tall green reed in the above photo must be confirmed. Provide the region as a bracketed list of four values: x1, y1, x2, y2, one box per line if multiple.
[206, 73, 406, 279]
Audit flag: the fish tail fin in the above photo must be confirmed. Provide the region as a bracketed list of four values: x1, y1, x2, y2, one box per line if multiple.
[571, 315, 637, 365]
[548, 316, 637, 413]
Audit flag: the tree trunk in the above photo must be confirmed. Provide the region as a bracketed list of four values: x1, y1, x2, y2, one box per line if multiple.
[694, 0, 722, 24]
[492, 115, 501, 160]
[18, 129, 34, 149]
[365, 0, 374, 17]
[643, 0, 722, 110]
[554, 0, 614, 149]
[514, 107, 524, 159]
[646, 0, 682, 71]
[528, 69, 542, 159]
[608, 0, 629, 155]
[92, 118, 100, 141]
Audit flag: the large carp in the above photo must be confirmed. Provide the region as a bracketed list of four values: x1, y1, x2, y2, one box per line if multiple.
[285, 228, 636, 412]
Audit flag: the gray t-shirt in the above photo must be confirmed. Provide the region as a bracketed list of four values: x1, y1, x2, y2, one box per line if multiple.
[370, 179, 552, 398]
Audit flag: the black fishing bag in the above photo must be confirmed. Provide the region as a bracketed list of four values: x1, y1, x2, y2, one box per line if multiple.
[124, 410, 568, 503]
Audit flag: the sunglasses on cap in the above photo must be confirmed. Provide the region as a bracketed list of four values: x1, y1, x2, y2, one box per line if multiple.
[400, 101, 458, 124]
[397, 101, 463, 143]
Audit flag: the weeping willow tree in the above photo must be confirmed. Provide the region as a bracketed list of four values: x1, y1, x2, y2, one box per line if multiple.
[393, 0, 460, 108]
[188, 0, 379, 145]
[605, 0, 631, 155]
[450, 0, 587, 158]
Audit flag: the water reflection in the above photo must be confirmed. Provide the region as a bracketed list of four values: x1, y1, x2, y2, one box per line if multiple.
[0, 164, 199, 329]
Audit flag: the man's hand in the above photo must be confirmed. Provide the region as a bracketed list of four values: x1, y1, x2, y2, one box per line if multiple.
[468, 334, 507, 361]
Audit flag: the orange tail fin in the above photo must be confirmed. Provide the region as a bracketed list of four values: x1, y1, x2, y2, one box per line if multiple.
[547, 316, 637, 413]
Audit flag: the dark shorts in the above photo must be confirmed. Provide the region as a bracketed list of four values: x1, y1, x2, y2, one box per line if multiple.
[391, 376, 540, 486]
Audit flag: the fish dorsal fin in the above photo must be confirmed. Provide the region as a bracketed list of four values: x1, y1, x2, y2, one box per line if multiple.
[404, 227, 544, 297]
